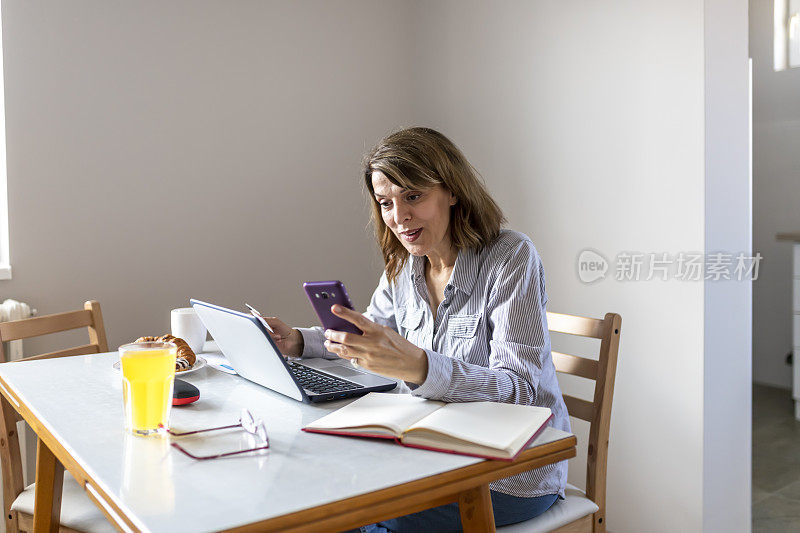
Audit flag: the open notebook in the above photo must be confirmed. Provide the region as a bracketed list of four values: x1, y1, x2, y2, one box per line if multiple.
[303, 393, 553, 461]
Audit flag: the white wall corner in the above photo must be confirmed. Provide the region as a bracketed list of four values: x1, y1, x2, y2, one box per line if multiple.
[703, 0, 752, 531]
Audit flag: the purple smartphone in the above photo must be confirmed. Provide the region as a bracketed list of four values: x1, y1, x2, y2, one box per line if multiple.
[303, 281, 363, 335]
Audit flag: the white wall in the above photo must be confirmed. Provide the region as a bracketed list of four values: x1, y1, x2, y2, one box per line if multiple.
[410, 1, 749, 531]
[1, 0, 414, 354]
[0, 2, 751, 532]
[750, 0, 800, 388]
[704, 1, 752, 530]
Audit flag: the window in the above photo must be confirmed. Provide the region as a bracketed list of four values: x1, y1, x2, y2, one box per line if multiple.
[0, 15, 10, 279]
[775, 0, 800, 71]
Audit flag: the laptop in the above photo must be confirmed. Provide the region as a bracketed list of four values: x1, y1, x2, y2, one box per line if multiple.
[190, 299, 397, 402]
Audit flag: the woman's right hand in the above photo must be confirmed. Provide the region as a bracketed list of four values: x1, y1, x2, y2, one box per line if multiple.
[261, 316, 304, 357]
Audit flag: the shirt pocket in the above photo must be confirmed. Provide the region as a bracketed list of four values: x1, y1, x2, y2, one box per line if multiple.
[398, 306, 424, 333]
[447, 313, 481, 338]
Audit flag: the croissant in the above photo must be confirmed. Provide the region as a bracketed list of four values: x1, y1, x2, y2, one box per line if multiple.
[134, 335, 197, 371]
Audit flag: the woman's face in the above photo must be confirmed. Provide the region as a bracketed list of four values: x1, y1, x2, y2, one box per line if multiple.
[372, 171, 457, 259]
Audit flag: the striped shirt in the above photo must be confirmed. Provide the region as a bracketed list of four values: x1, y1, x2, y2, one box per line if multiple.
[299, 229, 569, 498]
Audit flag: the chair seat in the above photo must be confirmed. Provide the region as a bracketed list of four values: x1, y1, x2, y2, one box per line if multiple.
[11, 471, 115, 533]
[497, 484, 599, 533]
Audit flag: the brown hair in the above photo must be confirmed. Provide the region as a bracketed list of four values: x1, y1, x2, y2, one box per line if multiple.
[363, 127, 505, 282]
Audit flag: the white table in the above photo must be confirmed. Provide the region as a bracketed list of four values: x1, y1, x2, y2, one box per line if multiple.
[0, 348, 575, 532]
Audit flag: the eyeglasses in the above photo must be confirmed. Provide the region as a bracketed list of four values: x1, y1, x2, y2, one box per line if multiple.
[165, 409, 270, 460]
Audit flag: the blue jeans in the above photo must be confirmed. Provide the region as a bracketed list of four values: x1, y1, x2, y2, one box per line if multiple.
[356, 491, 558, 533]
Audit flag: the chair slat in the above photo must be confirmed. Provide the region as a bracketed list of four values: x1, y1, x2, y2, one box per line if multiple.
[546, 312, 604, 339]
[0, 310, 94, 342]
[563, 394, 594, 422]
[85, 301, 108, 353]
[23, 344, 101, 361]
[536, 311, 621, 532]
[552, 351, 598, 380]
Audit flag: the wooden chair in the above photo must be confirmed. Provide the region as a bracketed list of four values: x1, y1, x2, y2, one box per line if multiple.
[498, 311, 621, 533]
[0, 301, 115, 532]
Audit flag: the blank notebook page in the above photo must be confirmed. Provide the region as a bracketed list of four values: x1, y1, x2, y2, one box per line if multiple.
[407, 402, 552, 450]
[306, 393, 444, 434]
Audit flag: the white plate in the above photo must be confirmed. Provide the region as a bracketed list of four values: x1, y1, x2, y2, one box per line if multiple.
[113, 356, 207, 375]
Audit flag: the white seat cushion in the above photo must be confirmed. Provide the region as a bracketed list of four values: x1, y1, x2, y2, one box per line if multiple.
[11, 471, 115, 533]
[497, 484, 599, 533]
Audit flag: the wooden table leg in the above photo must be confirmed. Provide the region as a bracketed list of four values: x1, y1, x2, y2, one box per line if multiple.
[33, 438, 64, 533]
[459, 483, 495, 532]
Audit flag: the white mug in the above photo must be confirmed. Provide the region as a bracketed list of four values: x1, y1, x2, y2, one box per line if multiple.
[171, 308, 207, 354]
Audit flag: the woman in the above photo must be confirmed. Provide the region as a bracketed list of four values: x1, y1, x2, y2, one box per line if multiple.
[265, 127, 570, 531]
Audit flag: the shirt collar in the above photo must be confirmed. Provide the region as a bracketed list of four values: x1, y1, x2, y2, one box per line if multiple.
[449, 247, 479, 295]
[409, 247, 479, 296]
[410, 255, 427, 293]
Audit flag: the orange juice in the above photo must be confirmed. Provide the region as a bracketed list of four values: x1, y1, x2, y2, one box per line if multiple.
[120, 343, 177, 435]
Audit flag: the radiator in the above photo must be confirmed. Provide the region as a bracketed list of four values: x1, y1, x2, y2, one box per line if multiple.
[0, 299, 36, 360]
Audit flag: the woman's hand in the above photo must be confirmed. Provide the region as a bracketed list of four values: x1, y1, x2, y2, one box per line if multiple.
[261, 316, 304, 357]
[322, 305, 428, 385]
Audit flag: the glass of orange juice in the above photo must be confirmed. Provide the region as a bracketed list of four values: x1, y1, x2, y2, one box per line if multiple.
[119, 341, 177, 436]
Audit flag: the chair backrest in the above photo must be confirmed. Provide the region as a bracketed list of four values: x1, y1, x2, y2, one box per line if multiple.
[0, 300, 108, 533]
[0, 300, 108, 363]
[546, 311, 621, 533]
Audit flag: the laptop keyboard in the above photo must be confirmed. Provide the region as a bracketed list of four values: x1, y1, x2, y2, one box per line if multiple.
[287, 362, 362, 394]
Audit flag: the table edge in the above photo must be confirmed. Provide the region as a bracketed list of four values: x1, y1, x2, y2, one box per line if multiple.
[219, 435, 577, 532]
